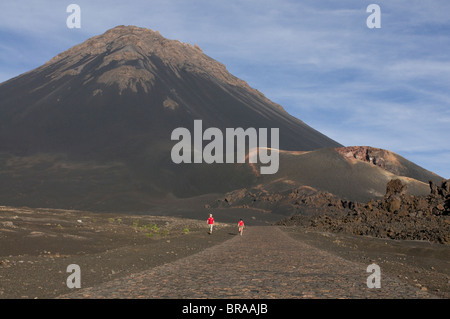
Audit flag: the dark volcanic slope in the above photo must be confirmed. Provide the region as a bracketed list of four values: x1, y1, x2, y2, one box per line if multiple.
[0, 25, 342, 211]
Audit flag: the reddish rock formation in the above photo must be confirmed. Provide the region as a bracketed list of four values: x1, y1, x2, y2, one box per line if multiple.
[335, 146, 404, 175]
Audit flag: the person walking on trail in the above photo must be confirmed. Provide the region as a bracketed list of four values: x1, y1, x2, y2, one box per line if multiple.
[207, 214, 214, 234]
[238, 219, 245, 236]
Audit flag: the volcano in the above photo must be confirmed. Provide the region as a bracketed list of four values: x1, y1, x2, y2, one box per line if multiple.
[0, 26, 442, 214]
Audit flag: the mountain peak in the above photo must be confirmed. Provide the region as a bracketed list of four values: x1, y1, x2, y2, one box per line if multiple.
[48, 25, 173, 64]
[42, 25, 252, 94]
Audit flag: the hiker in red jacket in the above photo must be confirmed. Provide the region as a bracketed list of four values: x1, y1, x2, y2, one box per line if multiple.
[238, 219, 245, 236]
[207, 214, 214, 234]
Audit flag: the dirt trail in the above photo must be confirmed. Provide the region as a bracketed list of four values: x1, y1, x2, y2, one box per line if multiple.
[60, 226, 439, 299]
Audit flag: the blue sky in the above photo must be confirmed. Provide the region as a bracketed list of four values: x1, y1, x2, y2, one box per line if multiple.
[0, 0, 449, 178]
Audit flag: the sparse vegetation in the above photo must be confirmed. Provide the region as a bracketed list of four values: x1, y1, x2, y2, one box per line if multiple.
[137, 223, 169, 238]
[108, 217, 123, 224]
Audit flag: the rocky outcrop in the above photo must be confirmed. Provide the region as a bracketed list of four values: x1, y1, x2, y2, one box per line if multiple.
[278, 179, 450, 244]
[335, 146, 442, 187]
[335, 146, 405, 176]
[215, 181, 366, 215]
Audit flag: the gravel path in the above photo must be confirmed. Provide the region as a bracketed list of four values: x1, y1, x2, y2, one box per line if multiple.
[60, 226, 439, 299]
